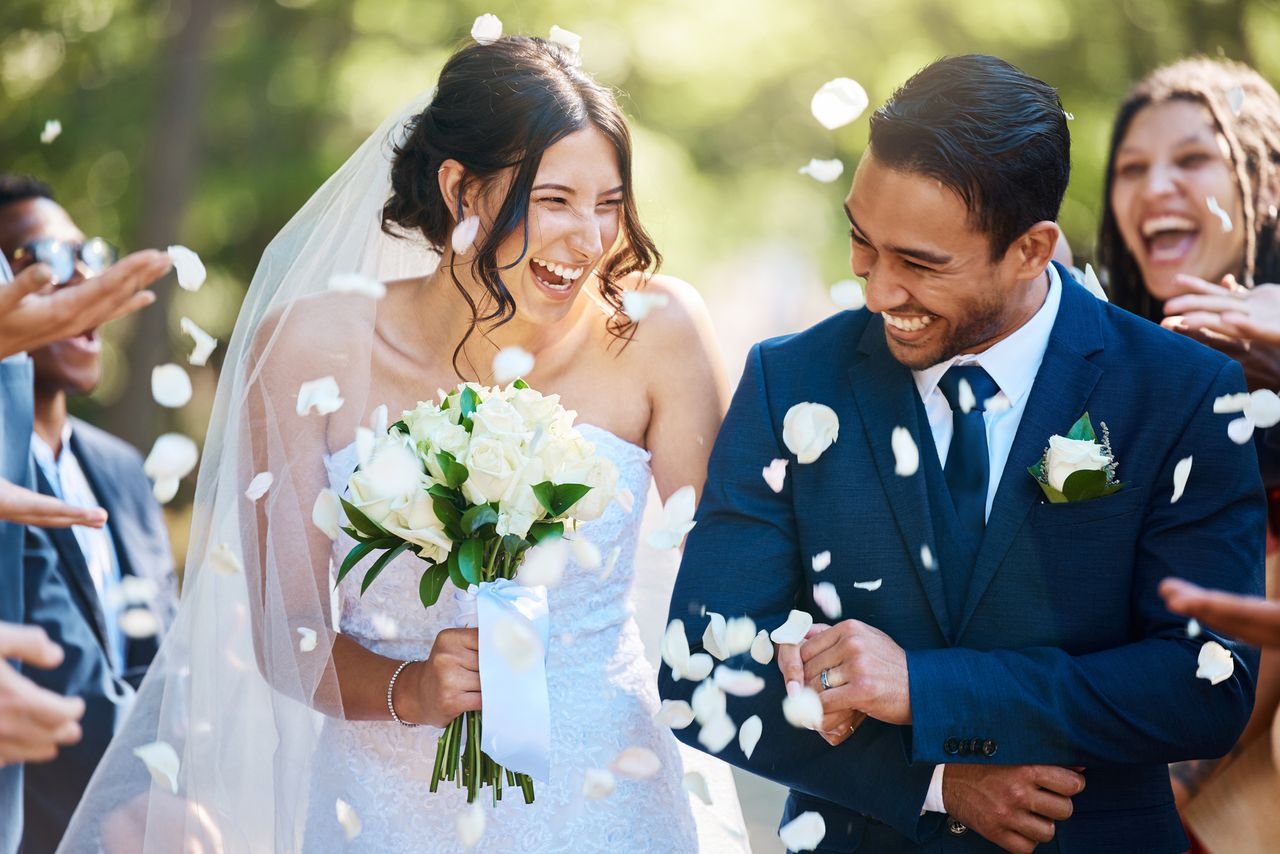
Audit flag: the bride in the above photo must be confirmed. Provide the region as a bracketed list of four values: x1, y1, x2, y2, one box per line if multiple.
[62, 33, 749, 853]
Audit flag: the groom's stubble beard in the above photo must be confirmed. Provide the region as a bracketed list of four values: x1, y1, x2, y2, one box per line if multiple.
[883, 283, 1009, 371]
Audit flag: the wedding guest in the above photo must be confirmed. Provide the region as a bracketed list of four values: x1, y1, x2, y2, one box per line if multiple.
[1097, 56, 1280, 854]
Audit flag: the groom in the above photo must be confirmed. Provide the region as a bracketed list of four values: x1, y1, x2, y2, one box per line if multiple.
[660, 55, 1263, 853]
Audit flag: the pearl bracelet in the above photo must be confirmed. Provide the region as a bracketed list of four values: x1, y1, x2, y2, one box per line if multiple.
[387, 659, 423, 728]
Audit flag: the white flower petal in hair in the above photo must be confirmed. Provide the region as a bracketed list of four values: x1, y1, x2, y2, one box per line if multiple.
[471, 13, 503, 46]
[548, 25, 582, 56]
[810, 78, 869, 130]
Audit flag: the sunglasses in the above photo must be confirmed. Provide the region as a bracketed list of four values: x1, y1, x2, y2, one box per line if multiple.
[11, 237, 118, 286]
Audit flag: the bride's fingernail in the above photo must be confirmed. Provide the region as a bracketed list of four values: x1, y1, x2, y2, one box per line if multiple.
[786, 680, 800, 696]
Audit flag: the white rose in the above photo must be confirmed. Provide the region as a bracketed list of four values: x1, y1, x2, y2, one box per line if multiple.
[347, 438, 423, 527]
[783, 402, 840, 464]
[1044, 435, 1110, 492]
[470, 398, 529, 440]
[561, 456, 619, 522]
[496, 462, 548, 538]
[540, 436, 593, 483]
[384, 493, 452, 561]
[507, 388, 574, 435]
[463, 434, 525, 505]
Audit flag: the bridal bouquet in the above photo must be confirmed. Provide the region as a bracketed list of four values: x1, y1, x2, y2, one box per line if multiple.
[336, 381, 617, 805]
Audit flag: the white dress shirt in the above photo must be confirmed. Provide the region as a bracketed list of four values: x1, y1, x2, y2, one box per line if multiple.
[913, 264, 1063, 813]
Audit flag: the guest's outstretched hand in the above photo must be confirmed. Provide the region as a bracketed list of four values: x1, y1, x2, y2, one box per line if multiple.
[1164, 275, 1280, 348]
[1160, 576, 1280, 648]
[0, 622, 85, 764]
[0, 477, 107, 528]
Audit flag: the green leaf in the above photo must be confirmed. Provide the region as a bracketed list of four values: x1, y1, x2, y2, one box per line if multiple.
[436, 451, 469, 489]
[427, 483, 462, 502]
[459, 386, 480, 431]
[336, 540, 380, 587]
[1065, 412, 1097, 443]
[360, 541, 411, 595]
[447, 549, 467, 590]
[1062, 468, 1108, 502]
[512, 378, 529, 390]
[551, 483, 591, 517]
[339, 497, 385, 539]
[501, 534, 527, 556]
[1034, 479, 1070, 504]
[461, 504, 498, 536]
[419, 564, 448, 608]
[432, 496, 465, 541]
[458, 538, 484, 585]
[528, 521, 563, 545]
[389, 419, 408, 435]
[530, 481, 556, 516]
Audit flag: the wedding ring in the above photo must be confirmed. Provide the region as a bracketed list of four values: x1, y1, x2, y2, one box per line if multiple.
[821, 668, 832, 690]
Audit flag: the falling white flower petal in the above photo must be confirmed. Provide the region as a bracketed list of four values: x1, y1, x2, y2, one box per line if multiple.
[615, 488, 635, 513]
[118, 576, 158, 606]
[684, 653, 714, 682]
[750, 630, 774, 665]
[208, 543, 243, 576]
[812, 582, 842, 619]
[296, 376, 344, 416]
[1228, 415, 1256, 445]
[470, 13, 503, 45]
[1082, 264, 1109, 302]
[798, 158, 844, 183]
[763, 458, 789, 493]
[703, 612, 729, 660]
[326, 272, 386, 298]
[548, 25, 582, 55]
[661, 619, 691, 678]
[1063, 111, 1075, 121]
[770, 610, 814, 645]
[40, 119, 61, 144]
[1187, 618, 1202, 639]
[312, 488, 341, 540]
[143, 434, 199, 503]
[730, 715, 762, 765]
[167, 245, 206, 291]
[297, 627, 318, 652]
[782, 686, 824, 730]
[1197, 640, 1235, 686]
[372, 614, 399, 640]
[518, 538, 568, 588]
[1228, 86, 1245, 116]
[985, 395, 1012, 414]
[891, 426, 919, 476]
[692, 679, 727, 725]
[451, 215, 481, 255]
[829, 279, 866, 310]
[723, 617, 757, 657]
[1171, 456, 1193, 504]
[622, 290, 670, 322]
[179, 317, 218, 366]
[1214, 392, 1250, 414]
[921, 544, 936, 570]
[653, 699, 696, 730]
[683, 770, 713, 805]
[151, 364, 192, 408]
[611, 746, 662, 780]
[783, 403, 840, 464]
[456, 802, 485, 848]
[601, 545, 622, 580]
[714, 666, 766, 697]
[1250, 389, 1280, 428]
[852, 578, 883, 592]
[1207, 196, 1234, 233]
[582, 768, 616, 799]
[493, 346, 535, 384]
[957, 378, 976, 414]
[810, 77, 869, 130]
[152, 478, 179, 504]
[646, 485, 697, 549]
[245, 471, 274, 502]
[697, 713, 737, 753]
[779, 810, 827, 852]
[492, 615, 539, 671]
[133, 741, 180, 794]
[569, 535, 601, 570]
[811, 551, 832, 572]
[335, 798, 361, 841]
[119, 609, 160, 639]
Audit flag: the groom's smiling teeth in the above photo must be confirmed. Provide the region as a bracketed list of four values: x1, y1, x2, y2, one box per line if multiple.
[530, 257, 585, 291]
[883, 313, 935, 332]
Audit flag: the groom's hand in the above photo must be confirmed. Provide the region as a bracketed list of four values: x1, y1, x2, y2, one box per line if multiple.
[800, 619, 911, 725]
[778, 624, 863, 745]
[942, 763, 1084, 854]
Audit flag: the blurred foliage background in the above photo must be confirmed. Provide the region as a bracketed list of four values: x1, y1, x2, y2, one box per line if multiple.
[3, 0, 1279, 550]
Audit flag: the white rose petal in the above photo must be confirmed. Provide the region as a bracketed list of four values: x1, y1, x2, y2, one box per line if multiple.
[813, 582, 842, 619]
[296, 376, 344, 416]
[853, 578, 882, 592]
[611, 746, 661, 780]
[782, 686, 824, 730]
[582, 768, 616, 799]
[326, 272, 386, 299]
[891, 426, 919, 476]
[167, 245, 206, 291]
[829, 279, 866, 310]
[1214, 392, 1250, 414]
[615, 488, 635, 513]
[451, 215, 481, 255]
[703, 612, 729, 660]
[207, 543, 243, 576]
[714, 665, 766, 697]
[297, 626, 318, 652]
[470, 13, 503, 45]
[783, 403, 840, 464]
[492, 615, 540, 672]
[1250, 389, 1280, 428]
[723, 616, 757, 657]
[119, 609, 160, 639]
[622, 290, 670, 322]
[684, 653, 714, 682]
[1187, 618, 1202, 639]
[40, 119, 61, 144]
[1197, 640, 1235, 686]
[601, 545, 622, 580]
[245, 471, 274, 502]
[763, 458, 788, 493]
[1171, 456, 1193, 504]
[646, 485, 697, 549]
[143, 434, 199, 503]
[957, 378, 976, 414]
[770, 610, 814, 645]
[683, 770, 713, 805]
[1082, 263, 1109, 302]
[798, 158, 844, 183]
[133, 741, 180, 794]
[750, 630, 774, 665]
[739, 714, 763, 759]
[653, 699, 696, 730]
[179, 317, 218, 366]
[118, 576, 158, 606]
[152, 478, 179, 504]
[372, 614, 399, 640]
[697, 713, 737, 753]
[811, 77, 869, 130]
[355, 426, 375, 468]
[921, 544, 936, 570]
[151, 364, 192, 408]
[312, 488, 341, 540]
[518, 538, 568, 588]
[456, 802, 485, 848]
[692, 679, 727, 725]
[548, 25, 582, 55]
[661, 619, 691, 678]
[1228, 86, 1245, 116]
[811, 551, 831, 572]
[779, 810, 827, 852]
[335, 798, 361, 841]
[985, 395, 1011, 414]
[492, 346, 535, 384]
[1044, 435, 1110, 492]
[1207, 196, 1234, 233]
[569, 535, 601, 570]
[1228, 415, 1256, 444]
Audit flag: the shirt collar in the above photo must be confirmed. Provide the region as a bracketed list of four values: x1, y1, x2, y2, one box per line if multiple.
[30, 421, 76, 466]
[912, 263, 1063, 408]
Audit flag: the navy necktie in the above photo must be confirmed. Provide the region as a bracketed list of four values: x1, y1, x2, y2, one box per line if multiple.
[937, 365, 1000, 543]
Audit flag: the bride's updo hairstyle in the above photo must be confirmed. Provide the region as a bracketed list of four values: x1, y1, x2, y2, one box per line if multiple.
[383, 36, 659, 367]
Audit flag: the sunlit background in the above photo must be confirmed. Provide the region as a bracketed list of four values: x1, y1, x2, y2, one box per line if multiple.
[3, 0, 1279, 848]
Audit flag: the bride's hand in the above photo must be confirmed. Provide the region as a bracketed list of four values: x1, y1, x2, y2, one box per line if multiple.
[403, 628, 481, 727]
[775, 623, 860, 746]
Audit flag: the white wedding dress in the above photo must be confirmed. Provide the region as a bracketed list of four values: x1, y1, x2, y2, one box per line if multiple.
[306, 424, 750, 852]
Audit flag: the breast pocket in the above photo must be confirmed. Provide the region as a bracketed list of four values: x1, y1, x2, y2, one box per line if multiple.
[1029, 485, 1146, 528]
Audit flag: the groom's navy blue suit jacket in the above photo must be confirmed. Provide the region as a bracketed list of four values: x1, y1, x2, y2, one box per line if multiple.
[661, 267, 1264, 853]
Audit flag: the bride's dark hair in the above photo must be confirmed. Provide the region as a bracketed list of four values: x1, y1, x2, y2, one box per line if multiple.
[383, 36, 659, 372]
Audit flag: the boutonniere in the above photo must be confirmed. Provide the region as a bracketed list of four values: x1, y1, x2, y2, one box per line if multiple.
[1027, 412, 1125, 503]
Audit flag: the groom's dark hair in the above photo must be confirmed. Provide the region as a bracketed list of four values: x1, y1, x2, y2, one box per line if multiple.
[869, 54, 1070, 260]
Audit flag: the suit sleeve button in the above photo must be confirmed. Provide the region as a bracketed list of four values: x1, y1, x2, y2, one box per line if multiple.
[947, 818, 968, 836]
[982, 739, 997, 757]
[943, 737, 960, 755]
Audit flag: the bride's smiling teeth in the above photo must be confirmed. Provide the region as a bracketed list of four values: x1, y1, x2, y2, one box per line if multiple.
[883, 313, 935, 332]
[530, 257, 585, 290]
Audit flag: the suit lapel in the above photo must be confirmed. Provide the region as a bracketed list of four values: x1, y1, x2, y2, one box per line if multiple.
[71, 428, 136, 580]
[849, 318, 951, 639]
[955, 269, 1105, 639]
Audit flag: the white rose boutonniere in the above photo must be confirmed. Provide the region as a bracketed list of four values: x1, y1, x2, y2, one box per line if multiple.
[1028, 412, 1125, 503]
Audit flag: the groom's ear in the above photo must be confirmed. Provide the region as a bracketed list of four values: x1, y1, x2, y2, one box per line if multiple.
[1007, 220, 1060, 280]
[437, 159, 473, 224]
